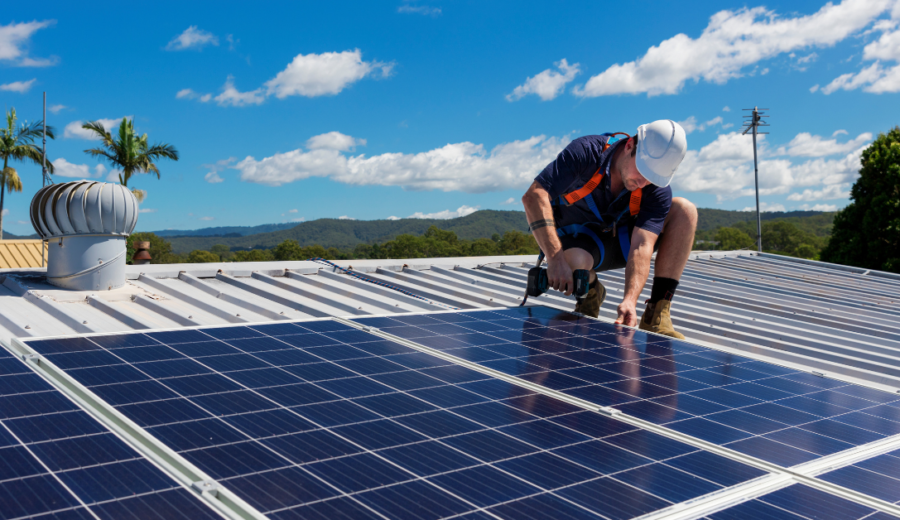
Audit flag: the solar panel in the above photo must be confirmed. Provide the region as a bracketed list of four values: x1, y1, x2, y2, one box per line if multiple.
[706, 483, 895, 519]
[818, 449, 900, 505]
[0, 348, 222, 519]
[352, 306, 900, 468]
[21, 319, 775, 519]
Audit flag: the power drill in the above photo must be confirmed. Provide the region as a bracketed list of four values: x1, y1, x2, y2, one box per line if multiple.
[526, 267, 591, 299]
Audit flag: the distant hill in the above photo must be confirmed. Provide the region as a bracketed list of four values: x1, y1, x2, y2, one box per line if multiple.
[163, 208, 836, 254]
[0, 231, 38, 239]
[167, 210, 530, 253]
[154, 222, 299, 238]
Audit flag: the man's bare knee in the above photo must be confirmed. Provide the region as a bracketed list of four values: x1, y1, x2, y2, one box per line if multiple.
[666, 197, 698, 231]
[563, 248, 594, 271]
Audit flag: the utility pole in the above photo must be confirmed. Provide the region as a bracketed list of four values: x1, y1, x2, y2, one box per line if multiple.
[742, 107, 769, 252]
[42, 92, 47, 268]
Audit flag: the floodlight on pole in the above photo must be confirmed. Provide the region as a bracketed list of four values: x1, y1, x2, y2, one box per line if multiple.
[742, 107, 770, 253]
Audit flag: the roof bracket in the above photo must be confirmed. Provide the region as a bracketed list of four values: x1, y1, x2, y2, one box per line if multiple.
[192, 480, 219, 497]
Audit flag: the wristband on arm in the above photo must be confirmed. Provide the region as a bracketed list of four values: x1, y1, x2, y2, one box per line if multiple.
[528, 219, 556, 231]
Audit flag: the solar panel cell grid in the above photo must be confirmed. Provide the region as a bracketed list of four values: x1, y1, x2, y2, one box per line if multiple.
[819, 450, 900, 505]
[705, 483, 896, 520]
[0, 349, 222, 520]
[24, 320, 772, 519]
[353, 307, 900, 468]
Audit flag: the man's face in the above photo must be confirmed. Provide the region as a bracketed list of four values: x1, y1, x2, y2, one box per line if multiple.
[620, 139, 651, 192]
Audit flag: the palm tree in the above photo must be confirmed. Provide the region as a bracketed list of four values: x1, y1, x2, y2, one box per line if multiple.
[81, 118, 179, 203]
[0, 108, 55, 239]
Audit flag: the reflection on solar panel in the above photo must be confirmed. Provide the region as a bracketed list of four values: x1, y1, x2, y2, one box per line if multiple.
[20, 319, 769, 519]
[708, 483, 892, 519]
[0, 348, 222, 519]
[353, 307, 900, 468]
[11, 307, 900, 519]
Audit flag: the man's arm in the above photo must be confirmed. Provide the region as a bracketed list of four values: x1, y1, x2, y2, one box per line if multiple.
[615, 227, 658, 326]
[522, 181, 575, 295]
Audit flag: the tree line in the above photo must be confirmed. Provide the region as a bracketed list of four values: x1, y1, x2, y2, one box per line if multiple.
[127, 226, 541, 264]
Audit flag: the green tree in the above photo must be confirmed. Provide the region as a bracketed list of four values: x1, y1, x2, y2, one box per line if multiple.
[714, 227, 756, 250]
[126, 232, 182, 264]
[186, 250, 220, 263]
[272, 239, 304, 261]
[81, 118, 178, 202]
[0, 108, 55, 239]
[821, 127, 900, 272]
[210, 244, 231, 260]
[232, 249, 274, 262]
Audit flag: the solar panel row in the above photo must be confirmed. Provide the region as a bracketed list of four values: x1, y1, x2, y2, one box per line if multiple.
[352, 307, 900, 470]
[0, 349, 223, 520]
[23, 319, 774, 520]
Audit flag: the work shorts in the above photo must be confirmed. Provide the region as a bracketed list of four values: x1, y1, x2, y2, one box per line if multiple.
[558, 222, 660, 272]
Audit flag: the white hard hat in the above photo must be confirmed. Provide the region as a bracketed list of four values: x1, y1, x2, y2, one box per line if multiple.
[635, 119, 687, 187]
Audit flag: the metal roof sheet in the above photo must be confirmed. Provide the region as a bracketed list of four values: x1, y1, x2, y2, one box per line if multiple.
[0, 239, 47, 268]
[1, 251, 898, 393]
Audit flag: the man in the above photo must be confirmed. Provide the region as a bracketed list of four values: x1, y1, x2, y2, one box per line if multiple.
[522, 120, 697, 338]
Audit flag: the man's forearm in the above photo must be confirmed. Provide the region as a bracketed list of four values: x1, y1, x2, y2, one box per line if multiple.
[622, 244, 652, 305]
[522, 182, 563, 258]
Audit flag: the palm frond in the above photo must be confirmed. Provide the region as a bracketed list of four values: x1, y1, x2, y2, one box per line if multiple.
[131, 188, 147, 203]
[81, 121, 115, 147]
[1, 167, 23, 193]
[146, 143, 180, 161]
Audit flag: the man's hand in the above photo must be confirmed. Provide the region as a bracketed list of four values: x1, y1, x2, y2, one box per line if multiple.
[615, 300, 638, 327]
[547, 255, 575, 296]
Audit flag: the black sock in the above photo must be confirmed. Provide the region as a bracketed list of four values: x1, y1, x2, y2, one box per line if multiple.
[649, 277, 679, 304]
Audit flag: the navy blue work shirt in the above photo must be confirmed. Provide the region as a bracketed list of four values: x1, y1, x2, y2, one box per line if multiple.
[535, 135, 672, 235]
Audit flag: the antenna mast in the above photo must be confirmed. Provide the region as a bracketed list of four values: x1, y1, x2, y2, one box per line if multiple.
[742, 106, 770, 253]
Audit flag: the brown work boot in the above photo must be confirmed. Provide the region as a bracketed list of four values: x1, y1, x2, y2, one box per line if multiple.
[573, 279, 605, 318]
[639, 300, 685, 339]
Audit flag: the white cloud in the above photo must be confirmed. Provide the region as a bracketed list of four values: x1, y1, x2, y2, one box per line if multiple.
[202, 157, 234, 183]
[795, 52, 819, 69]
[0, 79, 35, 93]
[306, 131, 366, 151]
[233, 134, 569, 192]
[214, 76, 265, 107]
[337, 215, 355, 220]
[408, 205, 479, 219]
[0, 21, 56, 66]
[673, 131, 866, 202]
[166, 26, 218, 51]
[288, 209, 298, 213]
[52, 158, 107, 178]
[774, 132, 872, 157]
[290, 217, 305, 222]
[48, 104, 66, 114]
[678, 116, 700, 134]
[506, 59, 581, 101]
[200, 216, 215, 221]
[176, 88, 213, 102]
[63, 117, 129, 139]
[105, 168, 121, 183]
[822, 18, 900, 93]
[798, 203, 839, 211]
[678, 115, 725, 134]
[787, 183, 851, 200]
[138, 208, 157, 214]
[1, 209, 8, 217]
[265, 49, 392, 98]
[741, 202, 786, 212]
[500, 197, 516, 205]
[398, 4, 442, 16]
[810, 84, 821, 93]
[723, 106, 731, 112]
[574, 0, 891, 97]
[386, 216, 401, 220]
[833, 129, 849, 136]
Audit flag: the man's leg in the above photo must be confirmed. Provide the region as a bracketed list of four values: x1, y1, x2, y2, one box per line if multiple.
[639, 197, 698, 338]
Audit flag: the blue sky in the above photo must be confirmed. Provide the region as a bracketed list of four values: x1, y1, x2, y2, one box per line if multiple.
[1, 0, 899, 233]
